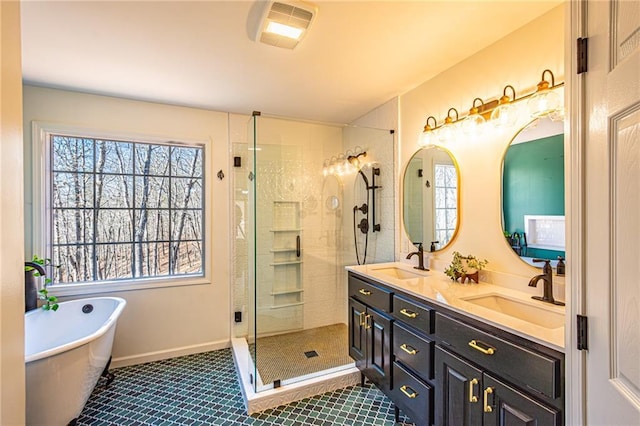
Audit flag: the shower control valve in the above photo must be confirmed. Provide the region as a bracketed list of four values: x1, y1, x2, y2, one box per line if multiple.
[357, 218, 370, 234]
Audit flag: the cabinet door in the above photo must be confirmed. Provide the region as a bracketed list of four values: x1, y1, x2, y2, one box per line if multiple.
[483, 373, 561, 426]
[365, 308, 393, 390]
[348, 297, 366, 370]
[435, 346, 483, 426]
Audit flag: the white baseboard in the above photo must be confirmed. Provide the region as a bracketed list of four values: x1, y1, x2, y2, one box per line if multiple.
[111, 339, 230, 368]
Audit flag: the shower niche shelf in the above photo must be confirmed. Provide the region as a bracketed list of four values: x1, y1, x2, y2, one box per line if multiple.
[269, 201, 303, 319]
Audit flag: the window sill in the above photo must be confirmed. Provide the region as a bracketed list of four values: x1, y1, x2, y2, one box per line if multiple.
[48, 276, 210, 297]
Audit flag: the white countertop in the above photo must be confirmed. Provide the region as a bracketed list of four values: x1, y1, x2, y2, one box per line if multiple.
[346, 262, 565, 352]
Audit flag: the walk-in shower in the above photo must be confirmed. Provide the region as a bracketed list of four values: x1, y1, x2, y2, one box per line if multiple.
[231, 114, 394, 412]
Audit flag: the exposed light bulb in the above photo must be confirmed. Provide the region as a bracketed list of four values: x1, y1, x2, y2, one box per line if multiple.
[491, 85, 519, 128]
[419, 116, 438, 147]
[527, 70, 561, 118]
[438, 109, 460, 143]
[438, 122, 457, 142]
[528, 89, 561, 118]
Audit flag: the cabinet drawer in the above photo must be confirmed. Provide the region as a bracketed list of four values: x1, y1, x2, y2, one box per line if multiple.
[390, 362, 432, 426]
[393, 322, 434, 382]
[435, 313, 561, 399]
[348, 274, 392, 313]
[392, 294, 434, 334]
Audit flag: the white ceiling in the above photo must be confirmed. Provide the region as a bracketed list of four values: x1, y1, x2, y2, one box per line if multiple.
[20, 1, 561, 124]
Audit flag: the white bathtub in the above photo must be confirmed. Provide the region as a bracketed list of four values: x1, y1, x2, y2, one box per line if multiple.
[25, 296, 126, 425]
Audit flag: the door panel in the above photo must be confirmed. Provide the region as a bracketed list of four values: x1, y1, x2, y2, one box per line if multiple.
[348, 297, 366, 369]
[611, 106, 640, 402]
[584, 0, 640, 423]
[435, 346, 483, 426]
[483, 374, 560, 426]
[366, 308, 392, 389]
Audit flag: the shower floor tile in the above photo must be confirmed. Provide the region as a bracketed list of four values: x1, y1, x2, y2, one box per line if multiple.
[78, 349, 414, 425]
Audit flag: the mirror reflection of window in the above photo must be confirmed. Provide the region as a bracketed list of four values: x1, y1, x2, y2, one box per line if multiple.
[434, 164, 457, 244]
[403, 146, 459, 252]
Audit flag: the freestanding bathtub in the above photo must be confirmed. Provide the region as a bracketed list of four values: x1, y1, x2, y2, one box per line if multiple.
[25, 296, 126, 425]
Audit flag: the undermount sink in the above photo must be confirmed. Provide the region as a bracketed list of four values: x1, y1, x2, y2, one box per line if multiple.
[370, 267, 427, 280]
[461, 294, 565, 329]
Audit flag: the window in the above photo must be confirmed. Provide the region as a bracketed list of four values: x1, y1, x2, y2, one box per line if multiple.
[434, 163, 457, 244]
[48, 133, 204, 286]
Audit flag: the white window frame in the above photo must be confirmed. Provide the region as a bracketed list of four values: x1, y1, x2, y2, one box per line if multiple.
[32, 121, 212, 296]
[434, 163, 457, 242]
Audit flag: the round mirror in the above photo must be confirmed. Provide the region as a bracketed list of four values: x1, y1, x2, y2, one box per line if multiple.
[403, 146, 460, 252]
[501, 116, 565, 267]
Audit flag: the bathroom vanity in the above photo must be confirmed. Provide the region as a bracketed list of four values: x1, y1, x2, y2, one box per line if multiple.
[347, 263, 564, 426]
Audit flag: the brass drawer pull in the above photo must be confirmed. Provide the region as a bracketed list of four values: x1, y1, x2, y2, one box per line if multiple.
[400, 343, 418, 355]
[483, 387, 494, 412]
[400, 308, 418, 318]
[359, 289, 372, 296]
[359, 311, 366, 327]
[468, 378, 478, 403]
[469, 340, 496, 355]
[400, 385, 418, 399]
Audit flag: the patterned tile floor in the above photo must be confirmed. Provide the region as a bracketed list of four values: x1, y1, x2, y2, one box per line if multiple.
[78, 349, 415, 425]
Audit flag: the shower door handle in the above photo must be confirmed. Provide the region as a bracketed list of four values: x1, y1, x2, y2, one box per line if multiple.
[296, 235, 301, 258]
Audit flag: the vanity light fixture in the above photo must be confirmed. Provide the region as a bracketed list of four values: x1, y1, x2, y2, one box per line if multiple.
[419, 116, 438, 147]
[461, 98, 487, 135]
[491, 85, 518, 128]
[528, 69, 562, 118]
[416, 68, 564, 146]
[322, 147, 367, 177]
[438, 108, 460, 142]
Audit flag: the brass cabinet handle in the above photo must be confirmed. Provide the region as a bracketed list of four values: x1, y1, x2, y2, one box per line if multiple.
[359, 311, 366, 327]
[468, 378, 478, 403]
[469, 340, 495, 355]
[400, 343, 418, 355]
[400, 308, 418, 318]
[364, 314, 372, 329]
[359, 289, 372, 296]
[483, 387, 494, 413]
[400, 385, 418, 399]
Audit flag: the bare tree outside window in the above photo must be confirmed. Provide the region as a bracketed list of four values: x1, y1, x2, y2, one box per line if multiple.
[50, 135, 204, 284]
[434, 164, 457, 245]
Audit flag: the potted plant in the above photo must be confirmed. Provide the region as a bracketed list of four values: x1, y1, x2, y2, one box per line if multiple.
[444, 251, 488, 283]
[24, 255, 60, 311]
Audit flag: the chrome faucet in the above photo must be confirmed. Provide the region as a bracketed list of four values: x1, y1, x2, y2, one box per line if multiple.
[406, 243, 429, 271]
[528, 259, 565, 306]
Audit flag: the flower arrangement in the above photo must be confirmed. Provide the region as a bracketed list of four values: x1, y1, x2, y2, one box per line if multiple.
[444, 251, 488, 283]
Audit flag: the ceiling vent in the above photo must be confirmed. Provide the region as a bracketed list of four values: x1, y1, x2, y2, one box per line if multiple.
[254, 1, 318, 50]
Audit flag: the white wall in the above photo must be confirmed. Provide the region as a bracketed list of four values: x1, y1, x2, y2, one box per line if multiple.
[0, 2, 26, 423]
[398, 6, 565, 297]
[22, 86, 231, 365]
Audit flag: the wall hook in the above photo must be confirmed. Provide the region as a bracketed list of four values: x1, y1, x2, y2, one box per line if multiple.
[217, 170, 225, 180]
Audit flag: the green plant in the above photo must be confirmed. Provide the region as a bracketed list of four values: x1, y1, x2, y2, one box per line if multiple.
[444, 251, 488, 281]
[503, 230, 512, 238]
[25, 255, 60, 311]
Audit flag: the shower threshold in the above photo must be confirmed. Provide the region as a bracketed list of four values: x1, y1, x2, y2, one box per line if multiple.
[231, 337, 359, 414]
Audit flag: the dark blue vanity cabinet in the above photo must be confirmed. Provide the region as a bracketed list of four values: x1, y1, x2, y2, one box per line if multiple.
[348, 274, 393, 392]
[347, 271, 565, 426]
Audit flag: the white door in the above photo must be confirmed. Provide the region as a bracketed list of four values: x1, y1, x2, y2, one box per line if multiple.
[583, 0, 640, 424]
